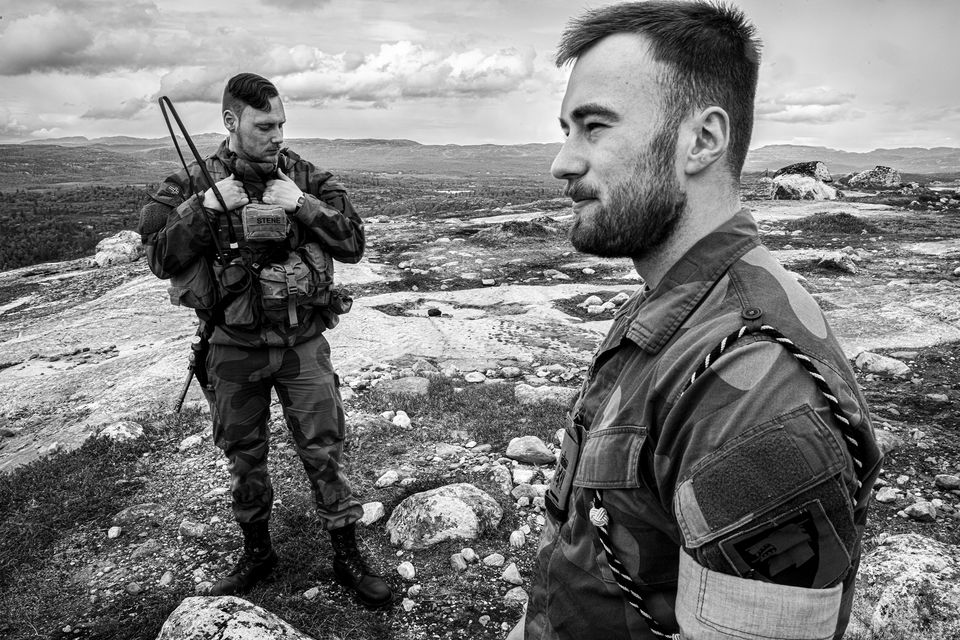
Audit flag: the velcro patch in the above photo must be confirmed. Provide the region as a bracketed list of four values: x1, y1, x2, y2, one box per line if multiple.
[164, 183, 181, 195]
[718, 499, 850, 589]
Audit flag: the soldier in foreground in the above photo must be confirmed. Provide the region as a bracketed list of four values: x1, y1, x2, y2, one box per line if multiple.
[138, 73, 392, 608]
[512, 2, 881, 638]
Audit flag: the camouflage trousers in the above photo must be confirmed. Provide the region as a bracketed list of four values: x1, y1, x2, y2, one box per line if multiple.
[205, 334, 363, 530]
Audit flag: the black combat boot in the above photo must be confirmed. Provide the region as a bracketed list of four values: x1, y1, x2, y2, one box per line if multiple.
[208, 521, 278, 596]
[330, 523, 393, 608]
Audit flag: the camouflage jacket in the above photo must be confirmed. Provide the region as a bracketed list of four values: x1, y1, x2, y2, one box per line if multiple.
[525, 208, 882, 640]
[138, 139, 364, 347]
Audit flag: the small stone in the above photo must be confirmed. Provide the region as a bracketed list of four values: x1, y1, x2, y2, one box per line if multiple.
[195, 581, 213, 594]
[504, 587, 529, 606]
[479, 615, 491, 627]
[579, 295, 603, 308]
[483, 553, 505, 567]
[854, 352, 911, 378]
[178, 433, 204, 453]
[582, 268, 595, 275]
[397, 561, 416, 580]
[125, 582, 142, 595]
[360, 501, 386, 526]
[509, 530, 526, 548]
[392, 411, 412, 429]
[179, 519, 207, 539]
[402, 598, 416, 612]
[512, 467, 537, 485]
[427, 308, 442, 317]
[502, 563, 524, 585]
[926, 393, 950, 403]
[875, 486, 899, 503]
[376, 470, 401, 488]
[465, 371, 487, 383]
[304, 586, 320, 600]
[505, 436, 555, 464]
[935, 475, 960, 490]
[904, 501, 937, 522]
[107, 526, 122, 539]
[481, 278, 497, 286]
[501, 366, 522, 379]
[407, 584, 422, 597]
[451, 553, 468, 572]
[380, 410, 396, 421]
[159, 571, 174, 587]
[461, 547, 478, 563]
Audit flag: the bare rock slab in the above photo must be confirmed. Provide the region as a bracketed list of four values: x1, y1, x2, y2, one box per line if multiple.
[386, 482, 503, 550]
[156, 595, 313, 640]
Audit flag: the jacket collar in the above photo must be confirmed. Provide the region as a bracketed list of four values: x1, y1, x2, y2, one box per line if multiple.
[622, 207, 760, 354]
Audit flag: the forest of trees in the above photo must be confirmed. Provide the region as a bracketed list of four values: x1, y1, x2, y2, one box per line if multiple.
[0, 185, 151, 271]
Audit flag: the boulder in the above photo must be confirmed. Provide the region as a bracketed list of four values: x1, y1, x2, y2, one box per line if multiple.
[385, 483, 503, 550]
[156, 595, 313, 640]
[849, 166, 901, 189]
[772, 174, 839, 200]
[773, 161, 833, 182]
[505, 435, 555, 464]
[94, 230, 145, 268]
[854, 534, 960, 638]
[854, 352, 912, 378]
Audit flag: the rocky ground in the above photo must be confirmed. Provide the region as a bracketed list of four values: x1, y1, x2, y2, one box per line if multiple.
[1, 182, 960, 639]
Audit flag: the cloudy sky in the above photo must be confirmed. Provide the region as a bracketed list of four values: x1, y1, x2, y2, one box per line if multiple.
[0, 0, 956, 151]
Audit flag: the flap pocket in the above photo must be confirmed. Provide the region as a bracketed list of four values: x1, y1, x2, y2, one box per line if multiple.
[573, 425, 645, 489]
[675, 404, 847, 549]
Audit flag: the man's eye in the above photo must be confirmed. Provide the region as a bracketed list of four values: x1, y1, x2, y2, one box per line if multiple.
[585, 122, 607, 133]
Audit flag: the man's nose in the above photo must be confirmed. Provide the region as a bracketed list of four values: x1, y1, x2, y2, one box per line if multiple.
[551, 138, 586, 182]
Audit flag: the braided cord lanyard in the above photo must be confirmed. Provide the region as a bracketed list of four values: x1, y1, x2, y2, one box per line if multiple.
[590, 323, 869, 638]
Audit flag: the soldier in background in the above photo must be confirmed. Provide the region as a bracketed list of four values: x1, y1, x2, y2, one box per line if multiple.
[511, 2, 881, 638]
[138, 73, 392, 608]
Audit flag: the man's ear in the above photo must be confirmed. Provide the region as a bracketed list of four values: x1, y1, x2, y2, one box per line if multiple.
[223, 109, 238, 132]
[682, 106, 729, 176]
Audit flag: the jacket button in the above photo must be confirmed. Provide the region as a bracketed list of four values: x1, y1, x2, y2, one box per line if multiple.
[741, 307, 763, 320]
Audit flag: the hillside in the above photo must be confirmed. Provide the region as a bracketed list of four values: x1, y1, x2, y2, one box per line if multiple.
[4, 137, 959, 188]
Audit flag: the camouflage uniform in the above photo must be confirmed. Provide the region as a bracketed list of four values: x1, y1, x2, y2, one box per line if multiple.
[139, 140, 364, 529]
[525, 208, 882, 639]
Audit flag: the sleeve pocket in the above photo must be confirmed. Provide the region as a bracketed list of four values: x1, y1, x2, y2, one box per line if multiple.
[676, 550, 841, 640]
[573, 425, 645, 489]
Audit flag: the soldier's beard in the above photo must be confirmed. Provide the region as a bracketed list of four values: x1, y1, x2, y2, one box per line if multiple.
[568, 125, 686, 259]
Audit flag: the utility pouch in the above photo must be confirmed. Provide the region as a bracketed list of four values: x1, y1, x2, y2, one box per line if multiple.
[167, 257, 217, 309]
[241, 202, 289, 242]
[259, 252, 315, 328]
[545, 418, 584, 523]
[212, 261, 260, 328]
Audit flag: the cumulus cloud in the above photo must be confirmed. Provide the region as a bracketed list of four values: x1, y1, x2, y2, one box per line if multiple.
[81, 98, 150, 120]
[756, 86, 862, 124]
[273, 41, 537, 103]
[0, 108, 31, 138]
[0, 4, 194, 74]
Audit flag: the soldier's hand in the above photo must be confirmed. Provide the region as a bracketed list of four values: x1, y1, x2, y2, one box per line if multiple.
[203, 174, 248, 212]
[263, 166, 304, 213]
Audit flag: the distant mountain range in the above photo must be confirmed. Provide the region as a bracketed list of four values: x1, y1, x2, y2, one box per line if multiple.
[4, 136, 958, 186]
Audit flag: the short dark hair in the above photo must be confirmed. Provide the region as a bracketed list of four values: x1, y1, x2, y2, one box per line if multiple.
[222, 73, 280, 117]
[556, 1, 761, 177]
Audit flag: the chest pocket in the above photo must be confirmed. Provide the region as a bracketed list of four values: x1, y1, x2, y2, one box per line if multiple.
[573, 425, 646, 489]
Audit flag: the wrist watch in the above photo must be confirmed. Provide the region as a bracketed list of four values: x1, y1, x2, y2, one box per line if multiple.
[294, 194, 305, 213]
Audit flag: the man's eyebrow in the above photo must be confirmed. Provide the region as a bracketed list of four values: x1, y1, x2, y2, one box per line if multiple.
[570, 103, 620, 122]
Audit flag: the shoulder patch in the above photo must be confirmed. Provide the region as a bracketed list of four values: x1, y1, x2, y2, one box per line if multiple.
[718, 499, 850, 588]
[164, 183, 182, 196]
